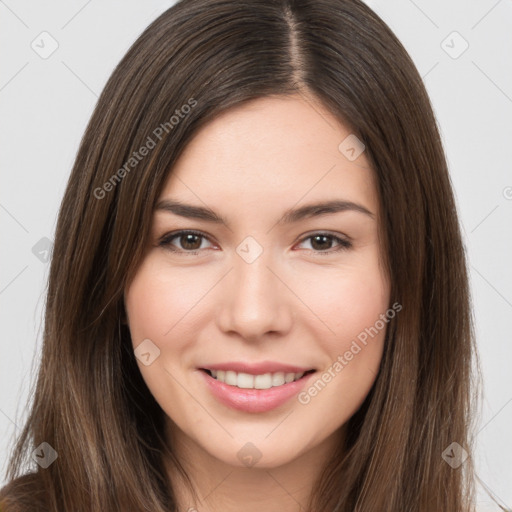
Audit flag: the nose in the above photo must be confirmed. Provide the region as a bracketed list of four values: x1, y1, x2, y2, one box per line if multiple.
[216, 251, 294, 341]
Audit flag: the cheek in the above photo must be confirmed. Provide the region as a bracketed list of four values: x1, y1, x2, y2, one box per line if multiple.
[300, 257, 389, 341]
[294, 263, 390, 427]
[336, 274, 388, 341]
[123, 259, 208, 414]
[301, 256, 389, 382]
[124, 258, 208, 347]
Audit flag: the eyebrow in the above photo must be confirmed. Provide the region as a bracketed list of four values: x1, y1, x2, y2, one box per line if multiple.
[154, 198, 374, 226]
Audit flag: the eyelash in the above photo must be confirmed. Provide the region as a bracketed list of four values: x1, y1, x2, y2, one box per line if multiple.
[158, 229, 352, 256]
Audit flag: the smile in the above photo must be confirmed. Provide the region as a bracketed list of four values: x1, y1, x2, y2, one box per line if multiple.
[198, 367, 317, 413]
[202, 368, 315, 389]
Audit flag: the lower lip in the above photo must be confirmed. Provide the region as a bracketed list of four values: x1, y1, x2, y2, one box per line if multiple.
[199, 369, 315, 413]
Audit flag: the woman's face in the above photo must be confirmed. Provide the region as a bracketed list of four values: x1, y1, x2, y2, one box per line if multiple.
[124, 94, 390, 468]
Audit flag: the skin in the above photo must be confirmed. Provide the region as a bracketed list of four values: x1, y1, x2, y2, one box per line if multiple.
[124, 93, 390, 511]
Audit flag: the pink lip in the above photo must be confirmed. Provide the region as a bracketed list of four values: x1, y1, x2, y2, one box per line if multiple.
[199, 361, 315, 375]
[198, 369, 316, 413]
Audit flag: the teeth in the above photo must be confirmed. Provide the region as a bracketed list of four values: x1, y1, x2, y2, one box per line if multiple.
[207, 370, 306, 389]
[225, 370, 237, 386]
[272, 372, 285, 386]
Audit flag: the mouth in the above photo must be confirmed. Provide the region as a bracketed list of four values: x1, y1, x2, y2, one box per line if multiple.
[198, 366, 317, 413]
[199, 368, 316, 390]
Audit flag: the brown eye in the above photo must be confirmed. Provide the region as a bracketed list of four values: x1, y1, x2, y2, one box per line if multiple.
[159, 230, 213, 253]
[310, 234, 333, 251]
[297, 233, 352, 253]
[179, 233, 202, 250]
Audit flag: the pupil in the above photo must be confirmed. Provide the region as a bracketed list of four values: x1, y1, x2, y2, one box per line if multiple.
[311, 235, 331, 251]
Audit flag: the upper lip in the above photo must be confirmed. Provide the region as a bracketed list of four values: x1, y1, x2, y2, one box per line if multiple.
[199, 361, 316, 375]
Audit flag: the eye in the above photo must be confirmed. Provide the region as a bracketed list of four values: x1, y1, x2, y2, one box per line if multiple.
[295, 233, 352, 254]
[158, 230, 215, 254]
[158, 230, 352, 255]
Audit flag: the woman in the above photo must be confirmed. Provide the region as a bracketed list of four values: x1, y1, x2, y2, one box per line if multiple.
[0, 0, 482, 510]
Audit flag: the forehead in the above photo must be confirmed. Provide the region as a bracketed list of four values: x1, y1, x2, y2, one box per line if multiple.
[159, 94, 378, 218]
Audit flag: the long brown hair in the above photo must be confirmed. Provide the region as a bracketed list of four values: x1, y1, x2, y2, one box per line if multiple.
[1, 0, 481, 510]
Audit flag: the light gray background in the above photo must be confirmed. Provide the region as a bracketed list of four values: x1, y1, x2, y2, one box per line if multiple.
[1, 0, 511, 509]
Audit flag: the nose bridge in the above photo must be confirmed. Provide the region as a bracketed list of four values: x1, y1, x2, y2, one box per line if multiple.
[217, 245, 292, 338]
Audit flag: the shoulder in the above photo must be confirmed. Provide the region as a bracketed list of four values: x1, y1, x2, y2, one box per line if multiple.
[0, 473, 46, 512]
